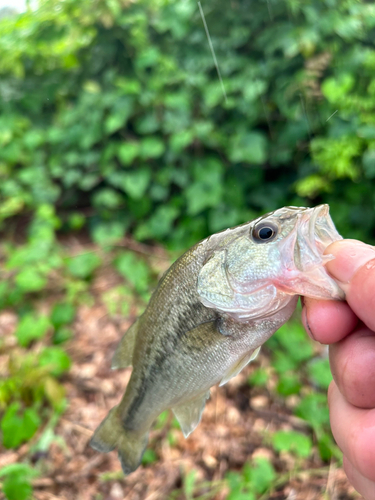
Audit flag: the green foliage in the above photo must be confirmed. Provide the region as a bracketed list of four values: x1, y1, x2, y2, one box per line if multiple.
[1, 403, 41, 448]
[114, 251, 151, 294]
[271, 430, 312, 459]
[307, 358, 333, 390]
[226, 457, 276, 500]
[67, 253, 102, 280]
[15, 314, 51, 347]
[38, 347, 71, 377]
[248, 368, 268, 387]
[0, 464, 38, 500]
[265, 319, 339, 461]
[0, 0, 375, 250]
[141, 448, 157, 466]
[267, 321, 313, 396]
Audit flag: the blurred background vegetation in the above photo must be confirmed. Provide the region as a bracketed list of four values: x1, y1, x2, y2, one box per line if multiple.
[0, 0, 375, 498]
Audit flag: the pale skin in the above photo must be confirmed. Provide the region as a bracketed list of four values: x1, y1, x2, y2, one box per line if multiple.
[301, 239, 375, 500]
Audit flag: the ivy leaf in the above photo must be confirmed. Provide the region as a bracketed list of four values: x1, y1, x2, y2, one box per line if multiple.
[118, 142, 140, 166]
[140, 137, 165, 159]
[228, 131, 267, 164]
[121, 168, 151, 200]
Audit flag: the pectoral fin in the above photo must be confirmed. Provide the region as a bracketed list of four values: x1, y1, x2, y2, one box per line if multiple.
[111, 319, 139, 369]
[219, 346, 261, 386]
[172, 391, 210, 438]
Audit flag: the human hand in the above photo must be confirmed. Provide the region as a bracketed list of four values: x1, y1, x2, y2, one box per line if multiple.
[301, 239, 375, 500]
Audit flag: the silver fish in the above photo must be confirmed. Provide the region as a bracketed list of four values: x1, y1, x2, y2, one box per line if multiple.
[90, 204, 343, 474]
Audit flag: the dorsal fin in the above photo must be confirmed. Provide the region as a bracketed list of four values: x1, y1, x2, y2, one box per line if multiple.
[172, 391, 210, 438]
[219, 346, 261, 386]
[111, 320, 139, 369]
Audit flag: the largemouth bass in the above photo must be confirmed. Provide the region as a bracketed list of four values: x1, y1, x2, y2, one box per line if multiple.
[90, 204, 343, 474]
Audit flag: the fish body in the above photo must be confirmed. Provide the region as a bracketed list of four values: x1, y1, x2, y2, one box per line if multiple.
[90, 205, 343, 474]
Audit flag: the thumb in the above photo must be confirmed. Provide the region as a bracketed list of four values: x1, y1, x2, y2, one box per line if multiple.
[325, 239, 375, 331]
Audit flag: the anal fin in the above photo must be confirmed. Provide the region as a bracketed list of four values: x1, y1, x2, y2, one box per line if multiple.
[219, 346, 261, 386]
[111, 319, 139, 369]
[172, 391, 210, 438]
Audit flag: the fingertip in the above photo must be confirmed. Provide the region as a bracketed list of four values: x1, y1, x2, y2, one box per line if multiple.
[324, 240, 375, 284]
[302, 298, 358, 344]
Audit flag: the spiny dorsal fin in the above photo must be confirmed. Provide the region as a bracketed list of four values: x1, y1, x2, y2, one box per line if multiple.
[111, 320, 139, 369]
[172, 391, 210, 438]
[219, 346, 261, 386]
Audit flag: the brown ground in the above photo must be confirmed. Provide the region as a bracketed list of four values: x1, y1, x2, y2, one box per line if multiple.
[0, 241, 362, 500]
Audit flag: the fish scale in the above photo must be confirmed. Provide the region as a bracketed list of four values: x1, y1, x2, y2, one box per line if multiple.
[90, 204, 344, 474]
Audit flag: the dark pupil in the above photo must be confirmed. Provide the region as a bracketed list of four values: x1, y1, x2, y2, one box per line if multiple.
[258, 227, 273, 240]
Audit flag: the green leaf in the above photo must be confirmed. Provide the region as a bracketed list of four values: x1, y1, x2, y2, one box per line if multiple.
[104, 99, 133, 134]
[117, 142, 140, 166]
[50, 303, 76, 328]
[307, 358, 332, 390]
[140, 137, 165, 159]
[0, 464, 38, 479]
[0, 463, 38, 500]
[322, 74, 355, 102]
[3, 475, 33, 500]
[67, 252, 101, 279]
[185, 158, 223, 215]
[121, 168, 151, 200]
[114, 252, 150, 293]
[135, 205, 179, 240]
[14, 268, 47, 292]
[228, 131, 267, 164]
[53, 327, 73, 344]
[141, 449, 157, 466]
[1, 403, 41, 449]
[248, 368, 268, 387]
[15, 314, 50, 347]
[91, 220, 128, 245]
[277, 373, 302, 396]
[38, 347, 71, 376]
[295, 393, 330, 429]
[272, 430, 312, 458]
[250, 457, 276, 494]
[92, 188, 124, 209]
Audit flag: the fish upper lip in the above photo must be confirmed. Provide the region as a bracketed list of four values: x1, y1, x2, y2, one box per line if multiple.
[308, 204, 329, 260]
[290, 204, 339, 273]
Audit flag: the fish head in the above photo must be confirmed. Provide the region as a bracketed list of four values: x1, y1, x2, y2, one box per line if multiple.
[197, 205, 344, 321]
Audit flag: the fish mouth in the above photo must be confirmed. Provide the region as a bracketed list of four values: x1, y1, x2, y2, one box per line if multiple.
[293, 204, 341, 271]
[279, 204, 345, 300]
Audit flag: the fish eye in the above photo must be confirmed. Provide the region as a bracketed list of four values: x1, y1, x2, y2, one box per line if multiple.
[252, 222, 278, 243]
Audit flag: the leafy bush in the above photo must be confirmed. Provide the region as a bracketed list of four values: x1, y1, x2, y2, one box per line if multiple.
[0, 0, 375, 251]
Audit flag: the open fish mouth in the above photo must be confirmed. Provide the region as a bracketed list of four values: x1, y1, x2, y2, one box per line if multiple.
[293, 204, 342, 273]
[281, 204, 345, 300]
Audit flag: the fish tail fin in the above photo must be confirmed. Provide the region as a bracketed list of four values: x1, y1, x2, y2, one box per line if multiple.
[90, 405, 149, 475]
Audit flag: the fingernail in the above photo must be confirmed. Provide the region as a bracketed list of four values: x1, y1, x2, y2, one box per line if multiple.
[302, 306, 315, 341]
[325, 240, 375, 284]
